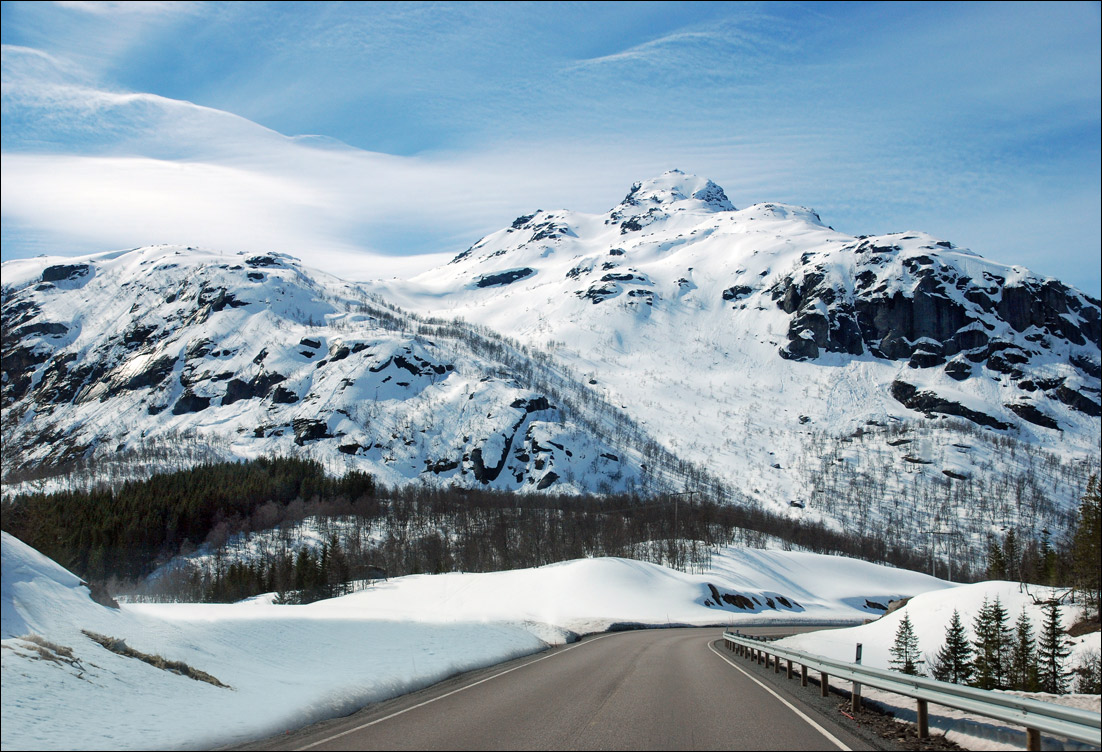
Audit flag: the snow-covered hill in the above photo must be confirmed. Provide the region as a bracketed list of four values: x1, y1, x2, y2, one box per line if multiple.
[1, 246, 670, 495]
[2, 530, 952, 750]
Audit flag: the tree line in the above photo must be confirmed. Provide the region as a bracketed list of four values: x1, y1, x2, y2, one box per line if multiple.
[0, 456, 374, 581]
[891, 596, 1099, 695]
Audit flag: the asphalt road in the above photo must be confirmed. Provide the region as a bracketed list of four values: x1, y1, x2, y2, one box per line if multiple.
[236, 626, 880, 751]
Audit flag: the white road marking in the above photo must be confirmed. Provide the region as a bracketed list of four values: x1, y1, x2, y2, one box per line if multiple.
[708, 641, 852, 751]
[296, 632, 619, 751]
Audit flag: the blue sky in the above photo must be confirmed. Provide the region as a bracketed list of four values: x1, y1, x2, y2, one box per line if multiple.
[2, 1, 1099, 294]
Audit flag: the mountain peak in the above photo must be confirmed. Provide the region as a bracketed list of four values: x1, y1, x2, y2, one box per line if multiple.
[615, 170, 735, 215]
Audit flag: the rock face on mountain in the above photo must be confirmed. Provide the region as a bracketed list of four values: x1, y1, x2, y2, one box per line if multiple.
[768, 234, 1101, 428]
[1, 247, 652, 494]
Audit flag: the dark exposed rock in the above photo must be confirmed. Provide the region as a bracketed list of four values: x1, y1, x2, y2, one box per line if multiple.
[125, 355, 177, 391]
[1071, 354, 1101, 379]
[577, 283, 620, 304]
[222, 371, 286, 405]
[475, 268, 535, 288]
[122, 324, 157, 347]
[245, 255, 284, 268]
[510, 396, 552, 413]
[536, 471, 559, 490]
[601, 272, 646, 283]
[292, 418, 331, 445]
[1054, 385, 1101, 417]
[722, 285, 754, 302]
[908, 349, 946, 368]
[41, 264, 91, 283]
[172, 392, 211, 415]
[1005, 402, 1061, 430]
[338, 443, 364, 455]
[299, 337, 321, 349]
[890, 380, 1011, 430]
[426, 458, 459, 474]
[943, 358, 973, 381]
[186, 338, 213, 359]
[764, 243, 1099, 428]
[270, 386, 298, 404]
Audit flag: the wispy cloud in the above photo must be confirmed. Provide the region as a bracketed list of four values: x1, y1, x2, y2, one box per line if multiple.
[1, 2, 1098, 295]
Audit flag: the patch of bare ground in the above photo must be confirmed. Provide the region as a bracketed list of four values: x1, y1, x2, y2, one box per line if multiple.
[841, 700, 964, 751]
[4, 634, 87, 673]
[1068, 615, 1100, 638]
[81, 630, 230, 688]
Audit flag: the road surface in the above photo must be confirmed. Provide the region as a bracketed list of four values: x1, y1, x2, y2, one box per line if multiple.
[236, 626, 881, 751]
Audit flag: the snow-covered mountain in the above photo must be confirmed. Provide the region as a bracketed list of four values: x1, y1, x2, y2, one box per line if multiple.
[368, 170, 1099, 555]
[0, 246, 671, 495]
[377, 170, 1098, 440]
[2, 171, 1099, 566]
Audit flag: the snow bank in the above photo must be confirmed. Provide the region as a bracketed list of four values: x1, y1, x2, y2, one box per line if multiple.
[0, 531, 962, 750]
[778, 581, 1101, 751]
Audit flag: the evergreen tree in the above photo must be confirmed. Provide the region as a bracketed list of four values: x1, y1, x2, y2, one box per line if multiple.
[1039, 528, 1057, 587]
[1008, 608, 1038, 691]
[972, 597, 1012, 689]
[889, 612, 923, 675]
[1072, 476, 1100, 616]
[1002, 529, 1020, 583]
[1036, 599, 1071, 694]
[986, 537, 1007, 580]
[931, 609, 974, 684]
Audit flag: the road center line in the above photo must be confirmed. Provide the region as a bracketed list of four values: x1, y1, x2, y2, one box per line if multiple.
[296, 632, 619, 751]
[707, 641, 852, 752]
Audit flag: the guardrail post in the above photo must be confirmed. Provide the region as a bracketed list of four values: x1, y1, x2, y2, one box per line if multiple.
[917, 699, 929, 739]
[1026, 728, 1040, 751]
[774, 653, 780, 673]
[801, 664, 808, 687]
[852, 643, 863, 712]
[786, 659, 793, 679]
[820, 672, 829, 697]
[758, 649, 765, 665]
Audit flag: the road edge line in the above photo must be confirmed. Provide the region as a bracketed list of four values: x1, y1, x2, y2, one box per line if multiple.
[296, 632, 619, 751]
[707, 641, 852, 752]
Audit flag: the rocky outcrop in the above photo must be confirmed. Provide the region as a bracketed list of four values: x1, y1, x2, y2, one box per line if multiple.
[770, 236, 1100, 428]
[475, 268, 535, 288]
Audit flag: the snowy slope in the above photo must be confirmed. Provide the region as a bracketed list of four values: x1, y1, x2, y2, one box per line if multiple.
[368, 170, 1100, 560]
[2, 531, 958, 750]
[778, 582, 1101, 751]
[1, 246, 668, 496]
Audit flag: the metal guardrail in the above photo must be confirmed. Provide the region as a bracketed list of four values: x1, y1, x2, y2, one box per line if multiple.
[722, 631, 1102, 751]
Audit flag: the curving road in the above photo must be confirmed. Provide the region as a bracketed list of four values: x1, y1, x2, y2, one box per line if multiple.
[239, 627, 877, 751]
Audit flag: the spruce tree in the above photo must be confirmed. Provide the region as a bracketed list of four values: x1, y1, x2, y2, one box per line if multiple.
[932, 609, 974, 684]
[972, 597, 1012, 689]
[986, 538, 1007, 580]
[1039, 528, 1057, 587]
[1008, 607, 1038, 691]
[889, 612, 923, 675]
[1036, 599, 1071, 694]
[1072, 476, 1100, 616]
[1002, 529, 1020, 583]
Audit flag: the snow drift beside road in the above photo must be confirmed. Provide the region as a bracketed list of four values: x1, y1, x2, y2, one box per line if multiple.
[5, 530, 1084, 752]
